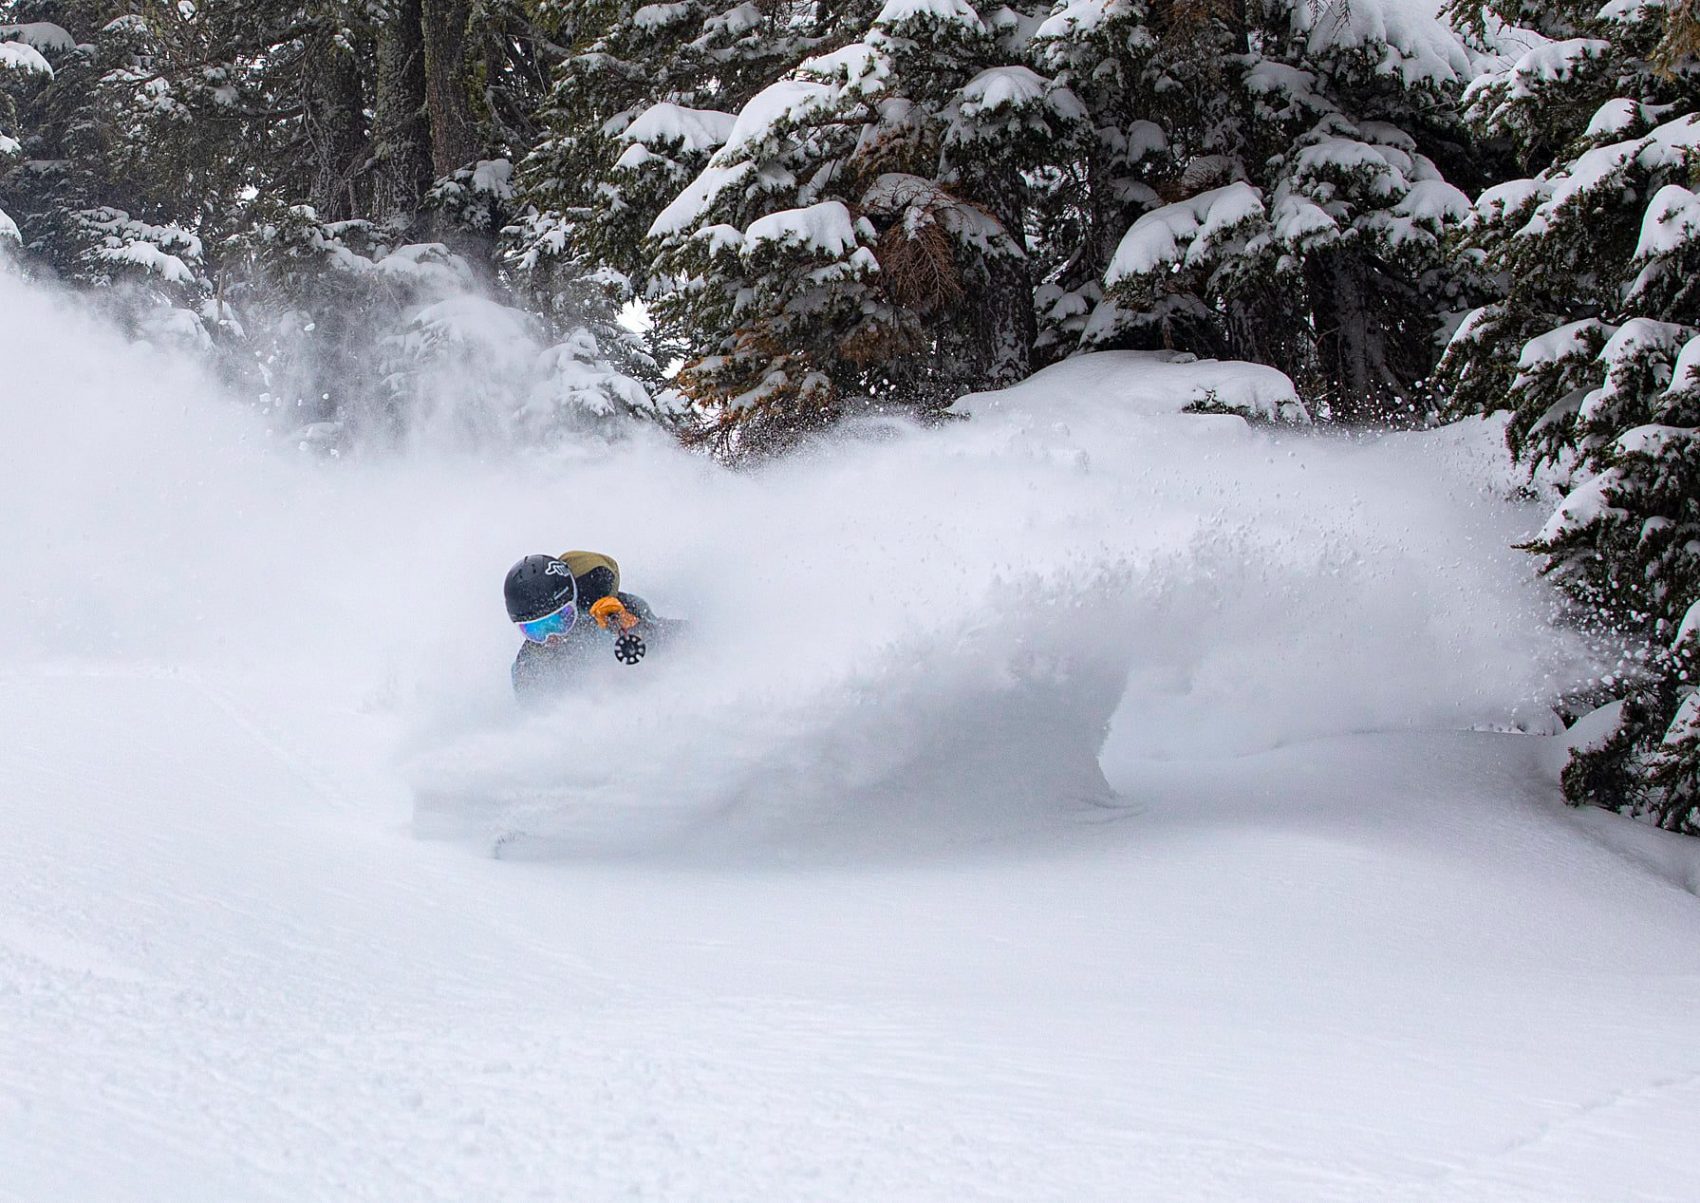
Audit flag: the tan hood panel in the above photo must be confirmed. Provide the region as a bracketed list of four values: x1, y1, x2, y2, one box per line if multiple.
[558, 550, 620, 593]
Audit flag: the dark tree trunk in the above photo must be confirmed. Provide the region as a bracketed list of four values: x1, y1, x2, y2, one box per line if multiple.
[979, 248, 1035, 389]
[1224, 281, 1302, 380]
[372, 0, 432, 229]
[972, 174, 1036, 390]
[420, 0, 478, 178]
[303, 33, 370, 221]
[1307, 247, 1402, 422]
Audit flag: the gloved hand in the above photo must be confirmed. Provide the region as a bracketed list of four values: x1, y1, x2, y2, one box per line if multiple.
[590, 595, 640, 632]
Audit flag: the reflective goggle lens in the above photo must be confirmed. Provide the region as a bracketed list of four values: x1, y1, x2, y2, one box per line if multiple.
[518, 602, 576, 643]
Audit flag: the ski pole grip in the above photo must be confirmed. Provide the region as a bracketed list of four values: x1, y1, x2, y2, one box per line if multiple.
[591, 596, 637, 631]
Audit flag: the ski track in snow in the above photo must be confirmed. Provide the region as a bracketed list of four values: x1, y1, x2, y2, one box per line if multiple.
[3, 275, 1700, 1199]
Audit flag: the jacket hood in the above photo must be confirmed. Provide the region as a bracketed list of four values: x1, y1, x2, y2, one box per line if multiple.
[558, 550, 620, 594]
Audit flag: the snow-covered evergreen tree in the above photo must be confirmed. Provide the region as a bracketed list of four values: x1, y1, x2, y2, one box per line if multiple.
[0, 13, 64, 253]
[506, 0, 831, 407]
[633, 0, 1077, 449]
[512, 0, 813, 274]
[1438, 0, 1700, 831]
[1026, 0, 1235, 360]
[1037, 0, 1476, 419]
[0, 0, 666, 447]
[2, 10, 223, 338]
[2, 2, 290, 325]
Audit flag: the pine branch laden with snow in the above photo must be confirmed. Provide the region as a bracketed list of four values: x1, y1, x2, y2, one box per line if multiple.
[0, 34, 53, 79]
[1463, 37, 1615, 154]
[663, 196, 896, 450]
[427, 159, 516, 236]
[1105, 183, 1267, 291]
[34, 206, 220, 346]
[1526, 322, 1700, 634]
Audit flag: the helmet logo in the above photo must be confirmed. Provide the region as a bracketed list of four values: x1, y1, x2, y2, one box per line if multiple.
[545, 561, 573, 577]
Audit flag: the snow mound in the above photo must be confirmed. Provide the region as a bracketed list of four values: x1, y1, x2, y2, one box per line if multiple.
[955, 349, 1306, 422]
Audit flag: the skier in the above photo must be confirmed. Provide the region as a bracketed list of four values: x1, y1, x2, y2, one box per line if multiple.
[504, 551, 678, 701]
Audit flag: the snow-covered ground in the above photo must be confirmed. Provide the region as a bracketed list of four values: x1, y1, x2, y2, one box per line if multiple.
[4, 273, 1700, 1200]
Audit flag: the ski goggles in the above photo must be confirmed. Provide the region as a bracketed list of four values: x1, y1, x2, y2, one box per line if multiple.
[517, 601, 577, 643]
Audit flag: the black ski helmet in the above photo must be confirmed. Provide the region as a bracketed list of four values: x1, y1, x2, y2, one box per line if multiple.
[504, 554, 577, 622]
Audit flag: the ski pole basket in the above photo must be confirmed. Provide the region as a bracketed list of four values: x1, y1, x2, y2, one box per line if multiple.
[613, 632, 646, 665]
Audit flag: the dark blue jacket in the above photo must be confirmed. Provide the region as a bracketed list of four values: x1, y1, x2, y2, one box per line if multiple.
[512, 592, 671, 702]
